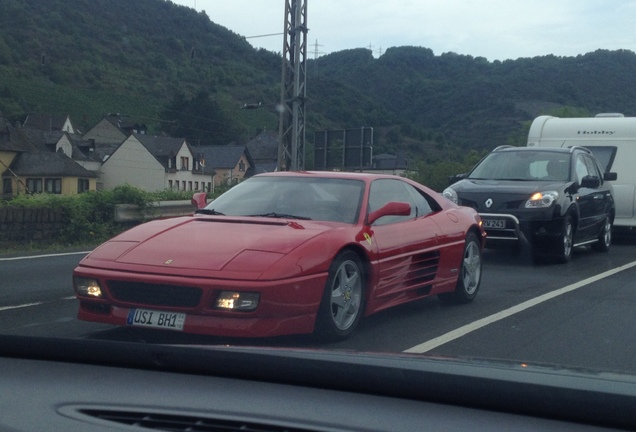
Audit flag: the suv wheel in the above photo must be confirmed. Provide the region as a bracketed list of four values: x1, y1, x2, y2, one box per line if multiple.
[591, 215, 612, 252]
[555, 216, 574, 263]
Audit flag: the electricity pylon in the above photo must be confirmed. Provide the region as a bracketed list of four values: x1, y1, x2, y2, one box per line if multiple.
[277, 0, 307, 171]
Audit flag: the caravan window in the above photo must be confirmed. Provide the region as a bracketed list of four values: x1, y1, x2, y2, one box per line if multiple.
[584, 146, 617, 172]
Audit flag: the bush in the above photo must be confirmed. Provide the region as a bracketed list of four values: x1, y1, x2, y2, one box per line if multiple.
[1, 184, 201, 247]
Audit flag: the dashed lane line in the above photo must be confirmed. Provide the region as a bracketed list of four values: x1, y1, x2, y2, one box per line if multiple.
[0, 296, 76, 312]
[0, 251, 91, 261]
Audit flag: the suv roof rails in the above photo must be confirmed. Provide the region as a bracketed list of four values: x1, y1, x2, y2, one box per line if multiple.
[566, 145, 592, 154]
[492, 145, 515, 152]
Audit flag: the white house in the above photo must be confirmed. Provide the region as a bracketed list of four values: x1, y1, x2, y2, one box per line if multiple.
[100, 134, 209, 192]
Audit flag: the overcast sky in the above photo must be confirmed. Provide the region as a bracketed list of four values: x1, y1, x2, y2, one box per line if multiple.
[171, 0, 636, 61]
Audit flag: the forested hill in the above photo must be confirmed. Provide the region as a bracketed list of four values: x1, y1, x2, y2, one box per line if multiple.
[311, 47, 636, 154]
[0, 0, 282, 145]
[2, 0, 636, 163]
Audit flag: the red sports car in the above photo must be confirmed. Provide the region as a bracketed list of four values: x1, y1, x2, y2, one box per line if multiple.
[73, 171, 486, 339]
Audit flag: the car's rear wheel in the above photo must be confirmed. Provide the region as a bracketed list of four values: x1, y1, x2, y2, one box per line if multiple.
[438, 232, 482, 304]
[315, 250, 365, 340]
[591, 215, 612, 252]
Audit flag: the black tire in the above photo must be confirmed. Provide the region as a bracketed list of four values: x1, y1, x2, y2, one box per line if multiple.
[438, 232, 482, 304]
[314, 250, 365, 340]
[591, 215, 612, 253]
[554, 216, 574, 263]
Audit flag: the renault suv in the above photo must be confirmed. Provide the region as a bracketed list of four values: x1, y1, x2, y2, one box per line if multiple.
[443, 146, 617, 263]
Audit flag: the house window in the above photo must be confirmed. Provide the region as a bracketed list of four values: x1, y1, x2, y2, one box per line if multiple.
[168, 180, 173, 190]
[77, 178, 90, 193]
[168, 156, 177, 171]
[182, 181, 186, 190]
[180, 156, 189, 171]
[188, 181, 193, 191]
[194, 181, 199, 190]
[239, 161, 246, 172]
[26, 178, 43, 193]
[45, 178, 62, 194]
[2, 178, 12, 195]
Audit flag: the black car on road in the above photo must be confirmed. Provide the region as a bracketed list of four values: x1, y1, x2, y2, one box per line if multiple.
[443, 146, 617, 263]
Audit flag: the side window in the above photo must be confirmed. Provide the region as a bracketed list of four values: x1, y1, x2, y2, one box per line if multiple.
[406, 184, 439, 217]
[575, 155, 591, 182]
[368, 179, 416, 225]
[583, 155, 601, 179]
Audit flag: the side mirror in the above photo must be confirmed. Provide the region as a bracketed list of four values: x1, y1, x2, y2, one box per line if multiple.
[580, 175, 601, 189]
[367, 201, 411, 225]
[191, 192, 208, 209]
[604, 172, 617, 181]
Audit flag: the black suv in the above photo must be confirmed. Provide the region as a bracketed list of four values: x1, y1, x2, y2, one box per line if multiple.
[443, 146, 617, 263]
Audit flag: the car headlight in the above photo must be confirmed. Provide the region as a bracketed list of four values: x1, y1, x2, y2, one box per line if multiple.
[215, 291, 260, 311]
[442, 187, 458, 204]
[525, 191, 558, 208]
[74, 277, 103, 298]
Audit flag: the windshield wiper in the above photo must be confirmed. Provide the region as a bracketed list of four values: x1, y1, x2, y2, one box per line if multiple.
[249, 212, 311, 220]
[195, 208, 225, 216]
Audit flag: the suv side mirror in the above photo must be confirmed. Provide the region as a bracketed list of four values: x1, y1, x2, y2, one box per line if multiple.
[604, 172, 618, 181]
[580, 175, 601, 189]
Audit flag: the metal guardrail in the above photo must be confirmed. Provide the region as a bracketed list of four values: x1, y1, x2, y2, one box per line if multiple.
[114, 200, 196, 222]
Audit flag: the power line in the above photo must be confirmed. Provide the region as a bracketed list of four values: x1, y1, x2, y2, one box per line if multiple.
[245, 32, 284, 39]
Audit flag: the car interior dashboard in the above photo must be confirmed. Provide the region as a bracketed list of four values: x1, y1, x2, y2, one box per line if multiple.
[0, 335, 634, 432]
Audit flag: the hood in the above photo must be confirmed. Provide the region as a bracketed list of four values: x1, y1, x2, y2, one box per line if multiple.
[452, 179, 567, 195]
[450, 179, 572, 213]
[84, 216, 332, 272]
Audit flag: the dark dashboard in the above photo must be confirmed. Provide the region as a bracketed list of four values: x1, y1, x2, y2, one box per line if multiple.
[1, 336, 634, 431]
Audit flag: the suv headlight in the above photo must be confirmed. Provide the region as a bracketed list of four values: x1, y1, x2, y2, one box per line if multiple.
[525, 191, 558, 208]
[442, 187, 458, 204]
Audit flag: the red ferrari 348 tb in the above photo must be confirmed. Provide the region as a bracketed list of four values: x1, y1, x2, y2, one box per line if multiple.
[73, 171, 485, 339]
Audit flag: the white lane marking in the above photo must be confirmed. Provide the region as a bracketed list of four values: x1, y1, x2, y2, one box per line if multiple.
[0, 296, 76, 312]
[404, 260, 636, 354]
[0, 251, 91, 261]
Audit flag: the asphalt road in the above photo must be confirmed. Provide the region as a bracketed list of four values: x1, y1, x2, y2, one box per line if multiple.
[2, 239, 636, 374]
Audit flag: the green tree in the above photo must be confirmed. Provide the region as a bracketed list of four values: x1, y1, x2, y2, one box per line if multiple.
[158, 89, 239, 145]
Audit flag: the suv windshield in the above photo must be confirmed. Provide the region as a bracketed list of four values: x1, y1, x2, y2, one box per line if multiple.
[469, 151, 571, 181]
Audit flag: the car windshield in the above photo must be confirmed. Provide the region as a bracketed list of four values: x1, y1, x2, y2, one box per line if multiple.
[3, 1, 636, 429]
[203, 176, 364, 223]
[468, 151, 571, 181]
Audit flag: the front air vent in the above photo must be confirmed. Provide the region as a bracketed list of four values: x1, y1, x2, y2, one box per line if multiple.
[80, 409, 317, 432]
[108, 281, 202, 308]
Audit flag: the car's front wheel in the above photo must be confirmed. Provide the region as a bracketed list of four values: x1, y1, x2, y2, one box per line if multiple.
[554, 216, 574, 263]
[438, 232, 482, 304]
[315, 250, 365, 340]
[592, 215, 612, 252]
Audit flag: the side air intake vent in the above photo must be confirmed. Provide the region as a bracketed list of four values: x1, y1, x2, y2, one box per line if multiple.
[79, 409, 319, 432]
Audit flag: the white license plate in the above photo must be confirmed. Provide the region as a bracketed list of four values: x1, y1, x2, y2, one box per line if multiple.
[483, 219, 506, 229]
[126, 308, 185, 331]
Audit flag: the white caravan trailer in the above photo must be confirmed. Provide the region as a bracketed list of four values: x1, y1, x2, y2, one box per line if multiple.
[527, 113, 635, 228]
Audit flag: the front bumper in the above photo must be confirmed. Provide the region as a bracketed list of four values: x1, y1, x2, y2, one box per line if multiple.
[479, 211, 564, 246]
[74, 266, 328, 338]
